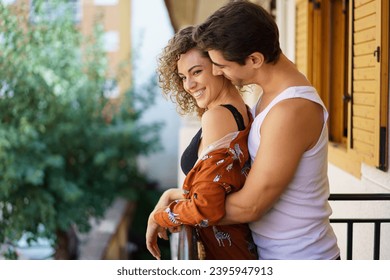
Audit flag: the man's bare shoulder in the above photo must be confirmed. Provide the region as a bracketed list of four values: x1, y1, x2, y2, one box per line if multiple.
[265, 97, 322, 121]
[262, 98, 324, 150]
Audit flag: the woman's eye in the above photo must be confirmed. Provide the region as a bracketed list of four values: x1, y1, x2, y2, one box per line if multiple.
[193, 70, 202, 75]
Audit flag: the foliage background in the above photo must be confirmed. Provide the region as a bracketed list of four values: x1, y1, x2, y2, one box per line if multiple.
[0, 0, 162, 258]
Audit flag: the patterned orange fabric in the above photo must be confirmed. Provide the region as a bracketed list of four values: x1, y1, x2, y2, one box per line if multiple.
[154, 108, 257, 259]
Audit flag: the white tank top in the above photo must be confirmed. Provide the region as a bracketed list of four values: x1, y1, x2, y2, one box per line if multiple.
[248, 86, 340, 260]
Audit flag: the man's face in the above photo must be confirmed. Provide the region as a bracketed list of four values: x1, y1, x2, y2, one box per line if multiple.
[208, 50, 252, 87]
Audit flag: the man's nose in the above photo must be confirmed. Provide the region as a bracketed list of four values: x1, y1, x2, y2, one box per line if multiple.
[212, 65, 223, 76]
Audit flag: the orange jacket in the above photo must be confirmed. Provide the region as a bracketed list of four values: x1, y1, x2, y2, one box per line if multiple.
[154, 109, 257, 259]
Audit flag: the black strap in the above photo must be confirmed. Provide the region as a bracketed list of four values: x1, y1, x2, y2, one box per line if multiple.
[180, 128, 202, 175]
[220, 104, 245, 131]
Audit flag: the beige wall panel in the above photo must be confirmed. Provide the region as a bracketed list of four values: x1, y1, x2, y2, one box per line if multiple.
[165, 0, 229, 30]
[194, 0, 228, 24]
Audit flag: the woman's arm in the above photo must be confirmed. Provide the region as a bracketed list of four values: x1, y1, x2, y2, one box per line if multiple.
[154, 188, 183, 211]
[153, 163, 230, 227]
[153, 106, 247, 228]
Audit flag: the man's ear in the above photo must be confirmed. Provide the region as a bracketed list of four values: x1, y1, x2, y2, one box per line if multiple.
[246, 52, 264, 68]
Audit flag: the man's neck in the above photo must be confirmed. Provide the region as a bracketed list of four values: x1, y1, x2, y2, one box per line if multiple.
[256, 54, 310, 97]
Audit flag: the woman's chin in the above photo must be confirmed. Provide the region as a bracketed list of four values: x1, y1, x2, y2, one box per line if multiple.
[196, 102, 206, 109]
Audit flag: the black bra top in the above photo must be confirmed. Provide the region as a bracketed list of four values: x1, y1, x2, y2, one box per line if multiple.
[180, 104, 245, 175]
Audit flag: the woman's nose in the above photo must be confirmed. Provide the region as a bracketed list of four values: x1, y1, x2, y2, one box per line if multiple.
[185, 77, 196, 90]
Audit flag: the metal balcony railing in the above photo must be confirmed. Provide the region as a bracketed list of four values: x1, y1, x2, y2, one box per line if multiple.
[177, 224, 198, 260]
[328, 193, 390, 260]
[176, 193, 390, 260]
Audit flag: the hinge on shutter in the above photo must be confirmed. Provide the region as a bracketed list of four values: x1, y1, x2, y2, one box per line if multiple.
[309, 0, 321, 10]
[378, 127, 388, 171]
[343, 93, 352, 102]
[373, 46, 380, 63]
[342, 0, 347, 14]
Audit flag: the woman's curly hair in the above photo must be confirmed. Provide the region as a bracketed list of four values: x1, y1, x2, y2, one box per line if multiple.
[157, 26, 208, 117]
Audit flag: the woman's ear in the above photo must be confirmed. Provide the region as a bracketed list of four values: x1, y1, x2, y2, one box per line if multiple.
[247, 52, 264, 68]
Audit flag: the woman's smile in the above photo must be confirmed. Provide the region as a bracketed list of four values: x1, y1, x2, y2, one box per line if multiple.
[192, 89, 205, 99]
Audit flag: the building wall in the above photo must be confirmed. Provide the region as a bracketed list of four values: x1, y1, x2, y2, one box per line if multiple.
[12, 0, 132, 96]
[81, 0, 132, 97]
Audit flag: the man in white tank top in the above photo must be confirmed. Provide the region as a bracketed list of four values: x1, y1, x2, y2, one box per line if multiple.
[193, 0, 340, 259]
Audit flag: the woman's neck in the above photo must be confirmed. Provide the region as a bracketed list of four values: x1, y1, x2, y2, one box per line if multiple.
[208, 82, 241, 110]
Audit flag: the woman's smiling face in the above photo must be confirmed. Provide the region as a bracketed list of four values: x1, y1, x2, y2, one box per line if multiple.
[177, 48, 226, 109]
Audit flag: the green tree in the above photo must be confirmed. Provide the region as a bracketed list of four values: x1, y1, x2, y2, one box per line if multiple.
[0, 0, 161, 259]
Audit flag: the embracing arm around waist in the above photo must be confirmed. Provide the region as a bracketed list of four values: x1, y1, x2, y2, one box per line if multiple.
[220, 99, 324, 224]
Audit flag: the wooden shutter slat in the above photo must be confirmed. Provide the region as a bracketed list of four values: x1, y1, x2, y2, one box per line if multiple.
[353, 105, 376, 119]
[353, 93, 376, 106]
[355, 0, 375, 8]
[355, 13, 376, 31]
[353, 116, 375, 132]
[354, 27, 376, 43]
[354, 68, 376, 79]
[354, 41, 377, 55]
[355, 1, 376, 19]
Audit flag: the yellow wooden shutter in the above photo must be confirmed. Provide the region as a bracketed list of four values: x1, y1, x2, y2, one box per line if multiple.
[295, 0, 312, 81]
[351, 0, 386, 168]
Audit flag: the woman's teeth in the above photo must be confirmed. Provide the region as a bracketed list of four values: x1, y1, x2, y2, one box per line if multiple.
[193, 90, 204, 98]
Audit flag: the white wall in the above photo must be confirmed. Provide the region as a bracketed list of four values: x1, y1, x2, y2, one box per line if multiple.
[137, 99, 181, 189]
[132, 0, 180, 189]
[276, 0, 295, 62]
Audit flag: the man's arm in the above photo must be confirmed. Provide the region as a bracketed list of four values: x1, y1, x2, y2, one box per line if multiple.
[220, 99, 324, 224]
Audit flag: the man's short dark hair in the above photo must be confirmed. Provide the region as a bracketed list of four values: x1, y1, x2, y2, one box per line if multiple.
[193, 0, 281, 65]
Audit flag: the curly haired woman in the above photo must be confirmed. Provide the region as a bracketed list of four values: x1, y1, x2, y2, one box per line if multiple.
[145, 26, 257, 260]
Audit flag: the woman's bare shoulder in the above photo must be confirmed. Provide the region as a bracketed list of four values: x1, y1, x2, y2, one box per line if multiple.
[201, 106, 238, 146]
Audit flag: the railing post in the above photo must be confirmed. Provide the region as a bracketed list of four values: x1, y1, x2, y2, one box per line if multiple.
[346, 222, 353, 260]
[177, 225, 196, 260]
[374, 222, 381, 260]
